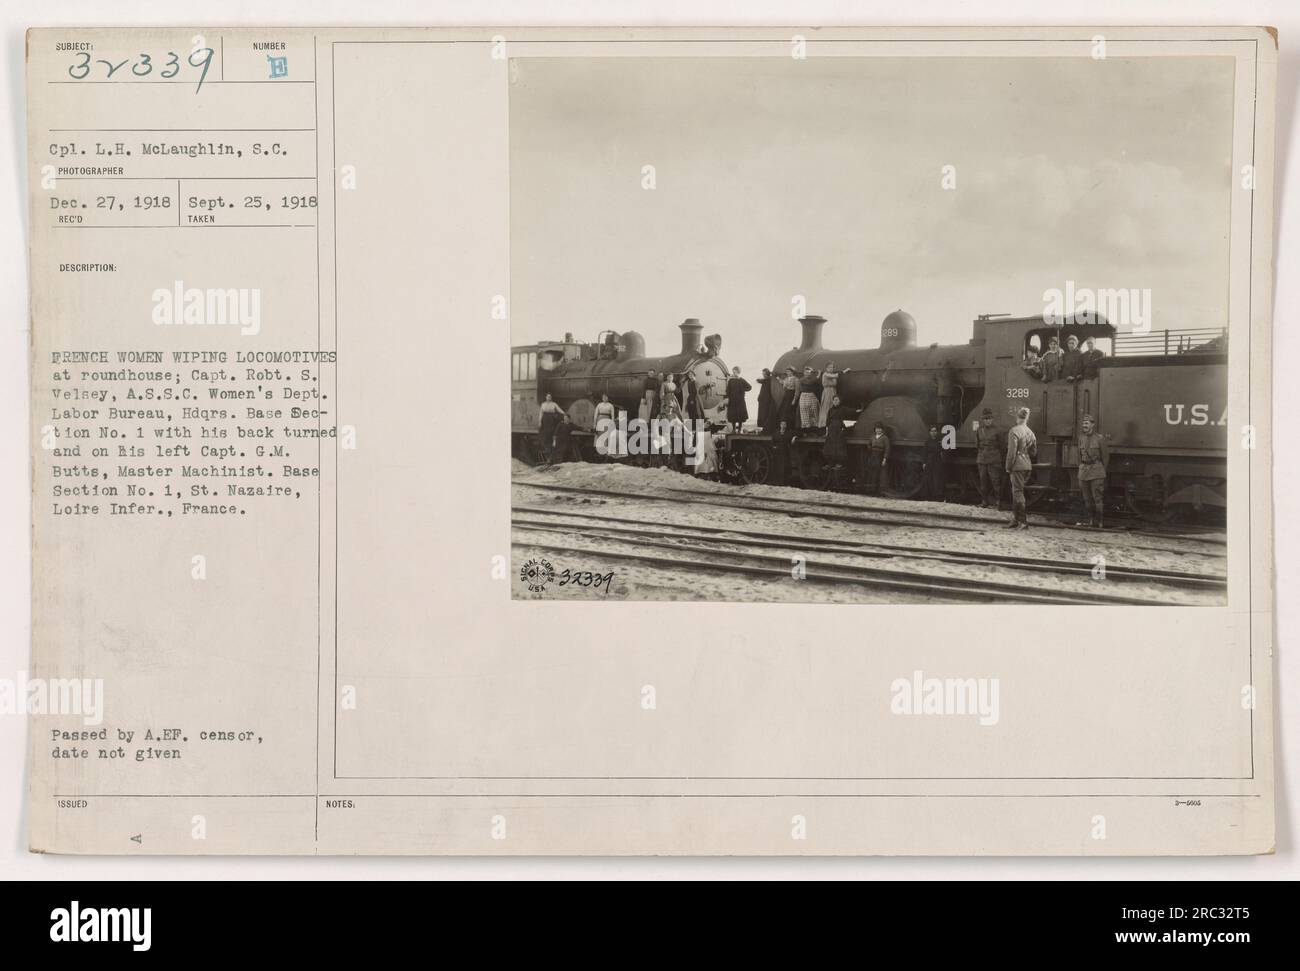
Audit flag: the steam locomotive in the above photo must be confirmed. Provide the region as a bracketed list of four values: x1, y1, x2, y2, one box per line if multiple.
[510, 310, 1228, 521]
[511, 318, 731, 446]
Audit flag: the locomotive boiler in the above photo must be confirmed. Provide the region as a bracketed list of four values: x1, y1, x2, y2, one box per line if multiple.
[769, 311, 985, 443]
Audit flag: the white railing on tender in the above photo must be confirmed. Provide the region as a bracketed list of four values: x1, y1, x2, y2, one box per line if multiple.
[1111, 327, 1227, 357]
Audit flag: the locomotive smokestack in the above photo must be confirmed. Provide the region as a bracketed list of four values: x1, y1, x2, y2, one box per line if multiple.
[798, 315, 826, 351]
[679, 318, 704, 355]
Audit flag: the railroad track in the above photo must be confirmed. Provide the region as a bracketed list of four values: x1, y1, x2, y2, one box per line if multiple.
[652, 481, 1228, 547]
[516, 480, 989, 533]
[512, 524, 1204, 606]
[514, 477, 1227, 554]
[512, 505, 1227, 591]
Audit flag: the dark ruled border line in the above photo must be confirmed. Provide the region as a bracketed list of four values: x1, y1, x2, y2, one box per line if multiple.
[314, 32, 323, 847]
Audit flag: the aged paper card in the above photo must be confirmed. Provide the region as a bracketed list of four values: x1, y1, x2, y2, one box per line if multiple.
[26, 26, 1275, 854]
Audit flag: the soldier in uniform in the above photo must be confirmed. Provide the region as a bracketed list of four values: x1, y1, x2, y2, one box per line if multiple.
[1076, 414, 1109, 528]
[923, 425, 947, 501]
[1004, 406, 1038, 529]
[975, 408, 1004, 509]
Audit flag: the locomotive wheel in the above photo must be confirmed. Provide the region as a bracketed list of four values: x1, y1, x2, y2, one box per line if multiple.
[1125, 498, 1176, 524]
[739, 444, 772, 485]
[717, 447, 746, 484]
[798, 448, 828, 490]
[1030, 468, 1072, 510]
[1124, 479, 1177, 523]
[882, 449, 925, 500]
[848, 449, 869, 494]
[518, 436, 543, 466]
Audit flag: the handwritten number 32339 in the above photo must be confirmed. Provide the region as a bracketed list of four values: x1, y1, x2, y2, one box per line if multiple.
[67, 48, 216, 93]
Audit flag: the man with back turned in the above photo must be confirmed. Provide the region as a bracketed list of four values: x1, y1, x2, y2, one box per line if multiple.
[1005, 407, 1037, 529]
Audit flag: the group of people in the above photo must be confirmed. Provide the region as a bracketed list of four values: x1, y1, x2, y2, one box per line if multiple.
[1022, 334, 1104, 382]
[974, 407, 1109, 529]
[641, 368, 709, 424]
[748, 363, 895, 492]
[974, 407, 1037, 529]
[535, 382, 724, 473]
[535, 361, 1111, 528]
[752, 362, 849, 433]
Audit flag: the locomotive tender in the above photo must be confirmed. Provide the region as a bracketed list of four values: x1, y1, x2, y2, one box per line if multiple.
[512, 309, 1228, 520]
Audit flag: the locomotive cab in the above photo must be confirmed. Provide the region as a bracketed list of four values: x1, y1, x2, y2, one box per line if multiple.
[969, 314, 1116, 507]
[510, 337, 584, 438]
[992, 315, 1115, 441]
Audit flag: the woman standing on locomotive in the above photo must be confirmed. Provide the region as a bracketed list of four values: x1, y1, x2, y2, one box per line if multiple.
[823, 394, 856, 471]
[682, 371, 704, 422]
[817, 362, 850, 429]
[725, 366, 751, 433]
[778, 368, 800, 430]
[537, 393, 564, 463]
[642, 369, 659, 420]
[797, 366, 823, 432]
[594, 392, 616, 432]
[660, 372, 684, 421]
[756, 368, 774, 433]
[593, 392, 620, 459]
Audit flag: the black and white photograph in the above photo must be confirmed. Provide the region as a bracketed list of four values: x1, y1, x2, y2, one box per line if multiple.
[510, 55, 1232, 604]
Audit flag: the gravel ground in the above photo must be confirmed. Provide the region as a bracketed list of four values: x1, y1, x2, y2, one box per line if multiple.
[511, 461, 1226, 604]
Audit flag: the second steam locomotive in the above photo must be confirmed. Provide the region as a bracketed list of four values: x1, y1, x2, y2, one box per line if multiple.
[512, 309, 1228, 521]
